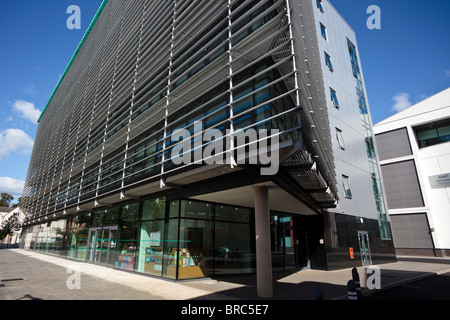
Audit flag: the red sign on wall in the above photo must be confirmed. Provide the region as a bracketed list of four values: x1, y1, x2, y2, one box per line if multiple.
[349, 247, 354, 259]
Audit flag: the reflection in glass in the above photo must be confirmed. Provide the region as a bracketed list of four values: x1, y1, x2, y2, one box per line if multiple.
[99, 229, 110, 264]
[104, 207, 120, 225]
[67, 215, 88, 260]
[282, 219, 296, 269]
[137, 220, 165, 277]
[215, 204, 251, 223]
[88, 229, 97, 262]
[114, 204, 139, 270]
[142, 198, 166, 220]
[214, 222, 254, 275]
[114, 225, 137, 270]
[24, 198, 265, 279]
[178, 219, 213, 279]
[271, 214, 299, 270]
[108, 229, 117, 264]
[169, 200, 179, 218]
[68, 228, 88, 260]
[163, 219, 179, 279]
[181, 200, 213, 220]
[91, 211, 103, 227]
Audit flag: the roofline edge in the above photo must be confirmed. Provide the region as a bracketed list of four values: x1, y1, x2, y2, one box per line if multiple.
[37, 0, 109, 123]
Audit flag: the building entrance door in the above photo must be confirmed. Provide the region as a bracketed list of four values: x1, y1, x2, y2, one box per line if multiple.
[87, 226, 118, 265]
[270, 214, 311, 271]
[358, 231, 372, 266]
[295, 228, 310, 269]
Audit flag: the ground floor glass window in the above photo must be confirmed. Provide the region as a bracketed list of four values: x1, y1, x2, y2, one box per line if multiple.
[178, 219, 214, 279]
[214, 221, 254, 275]
[21, 198, 259, 279]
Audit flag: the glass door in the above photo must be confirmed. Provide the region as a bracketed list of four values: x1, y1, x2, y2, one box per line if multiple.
[95, 229, 104, 263]
[283, 227, 296, 269]
[108, 229, 117, 265]
[271, 214, 309, 270]
[295, 228, 310, 270]
[86, 227, 118, 265]
[87, 229, 97, 262]
[358, 231, 372, 266]
[270, 215, 284, 271]
[99, 229, 110, 264]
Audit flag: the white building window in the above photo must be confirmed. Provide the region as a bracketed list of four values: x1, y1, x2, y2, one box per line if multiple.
[317, 0, 324, 13]
[325, 52, 334, 72]
[320, 23, 327, 40]
[342, 175, 352, 199]
[336, 128, 345, 150]
[330, 88, 339, 109]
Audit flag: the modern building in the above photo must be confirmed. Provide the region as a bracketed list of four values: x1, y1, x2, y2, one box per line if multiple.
[374, 88, 450, 257]
[19, 0, 395, 296]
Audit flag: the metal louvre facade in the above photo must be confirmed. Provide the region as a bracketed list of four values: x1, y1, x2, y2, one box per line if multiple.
[22, 0, 337, 226]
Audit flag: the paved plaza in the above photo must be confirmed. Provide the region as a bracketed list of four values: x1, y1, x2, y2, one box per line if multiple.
[1, 249, 450, 301]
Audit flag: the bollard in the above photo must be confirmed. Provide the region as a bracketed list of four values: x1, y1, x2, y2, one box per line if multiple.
[313, 286, 324, 300]
[347, 280, 358, 300]
[352, 267, 362, 300]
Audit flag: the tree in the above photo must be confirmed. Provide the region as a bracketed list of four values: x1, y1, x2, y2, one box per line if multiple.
[0, 193, 14, 207]
[12, 197, 23, 208]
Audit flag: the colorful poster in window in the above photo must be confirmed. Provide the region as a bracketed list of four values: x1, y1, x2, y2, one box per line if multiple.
[149, 231, 160, 247]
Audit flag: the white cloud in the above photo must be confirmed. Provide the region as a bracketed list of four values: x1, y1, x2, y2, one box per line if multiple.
[417, 94, 431, 102]
[391, 93, 413, 113]
[445, 70, 450, 78]
[12, 100, 41, 123]
[0, 177, 25, 199]
[23, 84, 37, 95]
[0, 129, 34, 160]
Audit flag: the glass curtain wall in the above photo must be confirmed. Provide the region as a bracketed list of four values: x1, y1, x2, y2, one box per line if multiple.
[67, 214, 92, 260]
[415, 119, 450, 148]
[21, 197, 257, 279]
[270, 213, 296, 271]
[178, 201, 214, 279]
[136, 199, 167, 277]
[133, 198, 255, 279]
[115, 204, 139, 270]
[214, 205, 254, 275]
[33, 219, 67, 255]
[348, 39, 391, 240]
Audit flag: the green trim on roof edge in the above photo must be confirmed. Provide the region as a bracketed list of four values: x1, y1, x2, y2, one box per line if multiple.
[37, 0, 109, 123]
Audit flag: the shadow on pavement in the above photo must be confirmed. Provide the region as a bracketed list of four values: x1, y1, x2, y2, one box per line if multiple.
[189, 266, 449, 300]
[190, 270, 348, 300]
[16, 294, 43, 301]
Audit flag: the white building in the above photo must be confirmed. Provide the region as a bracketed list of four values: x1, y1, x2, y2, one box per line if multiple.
[313, 0, 391, 229]
[0, 207, 15, 225]
[0, 206, 24, 246]
[374, 88, 450, 257]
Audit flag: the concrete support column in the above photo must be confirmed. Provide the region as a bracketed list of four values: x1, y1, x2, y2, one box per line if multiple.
[253, 185, 273, 298]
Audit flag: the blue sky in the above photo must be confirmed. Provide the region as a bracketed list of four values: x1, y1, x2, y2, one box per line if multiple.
[331, 0, 450, 119]
[0, 0, 103, 201]
[0, 0, 449, 202]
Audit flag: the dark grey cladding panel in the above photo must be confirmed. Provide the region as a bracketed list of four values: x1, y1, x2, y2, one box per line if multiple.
[380, 160, 424, 209]
[390, 213, 433, 249]
[375, 127, 412, 161]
